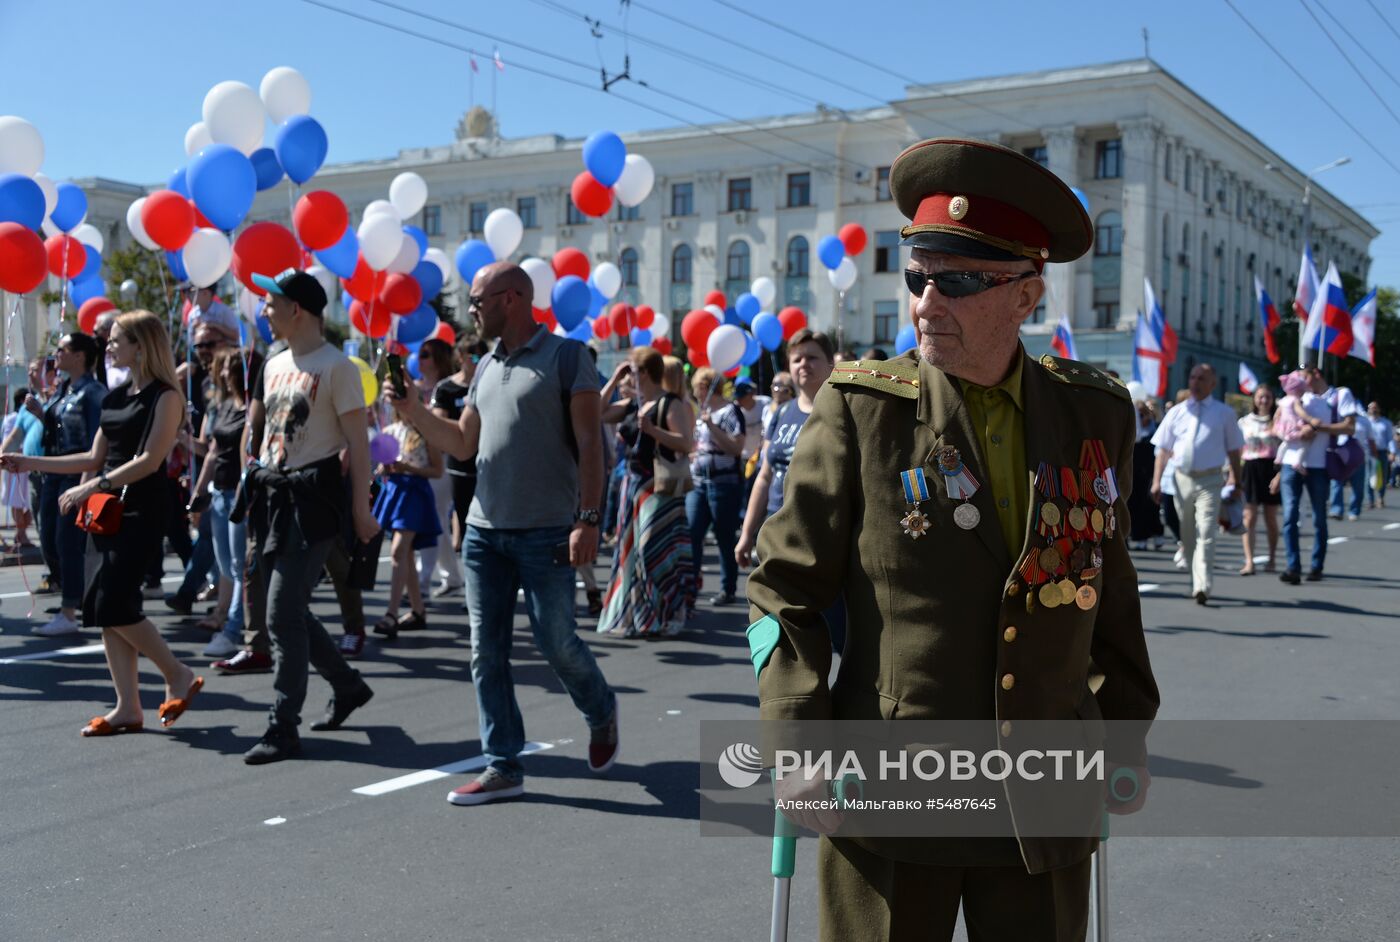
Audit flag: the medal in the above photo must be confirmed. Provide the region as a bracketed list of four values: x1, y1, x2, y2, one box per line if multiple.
[1093, 477, 1111, 503]
[899, 468, 932, 540]
[1075, 584, 1098, 610]
[1038, 545, 1062, 574]
[1038, 582, 1061, 608]
[1091, 546, 1103, 569]
[1090, 508, 1105, 536]
[1079, 566, 1100, 581]
[1067, 506, 1088, 533]
[936, 445, 981, 529]
[900, 508, 931, 539]
[953, 502, 981, 530]
[1039, 501, 1062, 533]
[1059, 579, 1077, 605]
[1105, 507, 1117, 538]
[1034, 463, 1063, 537]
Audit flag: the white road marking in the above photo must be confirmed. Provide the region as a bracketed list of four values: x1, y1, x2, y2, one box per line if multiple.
[263, 817, 287, 826]
[0, 643, 105, 665]
[1138, 583, 1160, 594]
[1253, 554, 1272, 563]
[666, 709, 682, 715]
[1384, 523, 1400, 531]
[352, 741, 555, 796]
[1327, 536, 1349, 545]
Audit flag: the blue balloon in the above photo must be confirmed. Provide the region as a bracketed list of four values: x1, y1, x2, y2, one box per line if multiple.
[169, 165, 190, 197]
[582, 130, 627, 188]
[79, 244, 101, 280]
[630, 328, 653, 347]
[250, 147, 285, 191]
[735, 292, 761, 324]
[455, 238, 496, 284]
[400, 338, 423, 354]
[0, 173, 45, 229]
[188, 143, 257, 231]
[723, 305, 743, 328]
[405, 351, 423, 380]
[255, 311, 274, 344]
[751, 311, 783, 351]
[895, 323, 918, 355]
[274, 115, 329, 185]
[817, 234, 846, 271]
[567, 319, 593, 342]
[165, 249, 189, 282]
[316, 226, 360, 279]
[587, 282, 607, 319]
[238, 320, 250, 348]
[403, 225, 429, 258]
[68, 276, 105, 307]
[397, 303, 438, 344]
[551, 275, 591, 330]
[51, 183, 88, 232]
[739, 332, 761, 367]
[411, 259, 443, 302]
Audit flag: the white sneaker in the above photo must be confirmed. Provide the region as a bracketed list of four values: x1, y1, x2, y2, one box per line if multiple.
[1346, 513, 1359, 522]
[203, 633, 240, 658]
[1173, 546, 1187, 570]
[33, 612, 81, 636]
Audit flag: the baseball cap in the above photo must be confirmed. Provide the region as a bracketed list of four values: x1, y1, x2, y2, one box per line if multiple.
[732, 380, 756, 397]
[251, 268, 327, 317]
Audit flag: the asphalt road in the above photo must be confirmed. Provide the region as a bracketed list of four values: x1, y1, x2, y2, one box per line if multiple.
[1, 504, 1398, 942]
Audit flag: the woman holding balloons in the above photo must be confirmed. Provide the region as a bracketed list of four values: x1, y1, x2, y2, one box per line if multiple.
[370, 417, 443, 639]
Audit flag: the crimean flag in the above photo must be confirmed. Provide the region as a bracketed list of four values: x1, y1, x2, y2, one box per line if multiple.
[1254, 275, 1281, 364]
[1302, 261, 1353, 357]
[1349, 289, 1377, 367]
[1294, 243, 1318, 321]
[1238, 362, 1259, 395]
[1132, 309, 1169, 399]
[1050, 315, 1078, 360]
[494, 47, 505, 71]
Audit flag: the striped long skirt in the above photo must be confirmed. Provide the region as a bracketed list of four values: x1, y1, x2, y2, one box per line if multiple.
[598, 470, 695, 637]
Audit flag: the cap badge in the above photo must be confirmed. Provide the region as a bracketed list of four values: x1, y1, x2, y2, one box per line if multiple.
[948, 195, 969, 221]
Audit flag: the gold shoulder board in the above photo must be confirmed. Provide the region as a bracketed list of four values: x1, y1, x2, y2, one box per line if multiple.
[827, 358, 921, 399]
[1038, 354, 1131, 401]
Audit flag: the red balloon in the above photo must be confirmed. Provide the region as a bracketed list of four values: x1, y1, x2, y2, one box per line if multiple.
[681, 308, 720, 352]
[0, 222, 47, 294]
[141, 190, 196, 251]
[385, 340, 409, 357]
[532, 306, 557, 331]
[703, 289, 727, 309]
[349, 299, 391, 338]
[725, 365, 741, 378]
[342, 256, 386, 302]
[570, 171, 613, 218]
[232, 222, 303, 296]
[633, 304, 655, 329]
[839, 222, 868, 256]
[44, 234, 85, 278]
[688, 345, 709, 367]
[431, 322, 456, 345]
[592, 316, 612, 340]
[78, 297, 116, 334]
[380, 272, 422, 315]
[293, 191, 349, 251]
[552, 247, 589, 281]
[777, 306, 807, 339]
[653, 337, 672, 356]
[609, 303, 634, 336]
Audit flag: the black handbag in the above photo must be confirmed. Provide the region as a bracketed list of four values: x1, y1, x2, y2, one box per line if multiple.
[347, 530, 385, 591]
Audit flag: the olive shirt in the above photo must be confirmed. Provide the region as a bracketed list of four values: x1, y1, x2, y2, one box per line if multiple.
[957, 351, 1027, 554]
[746, 350, 1159, 874]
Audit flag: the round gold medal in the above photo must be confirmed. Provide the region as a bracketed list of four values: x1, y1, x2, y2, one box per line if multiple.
[1090, 508, 1105, 535]
[1040, 502, 1062, 528]
[1075, 584, 1098, 610]
[1038, 545, 1062, 573]
[1067, 506, 1087, 532]
[1059, 579, 1076, 605]
[1038, 582, 1062, 608]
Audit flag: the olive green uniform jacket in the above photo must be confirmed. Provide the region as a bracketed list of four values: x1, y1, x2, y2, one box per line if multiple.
[746, 350, 1159, 874]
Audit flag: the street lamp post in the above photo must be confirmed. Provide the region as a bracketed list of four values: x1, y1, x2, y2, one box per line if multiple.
[1268, 156, 1351, 365]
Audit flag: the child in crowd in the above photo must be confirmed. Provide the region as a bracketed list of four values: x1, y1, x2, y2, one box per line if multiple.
[371, 420, 442, 639]
[1271, 370, 1330, 488]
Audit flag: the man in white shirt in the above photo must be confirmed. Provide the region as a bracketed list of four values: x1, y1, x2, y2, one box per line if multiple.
[1365, 402, 1392, 510]
[732, 380, 769, 508]
[1302, 370, 1365, 520]
[1150, 364, 1244, 604]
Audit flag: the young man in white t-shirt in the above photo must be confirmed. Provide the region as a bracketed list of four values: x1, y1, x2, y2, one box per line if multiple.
[242, 269, 380, 765]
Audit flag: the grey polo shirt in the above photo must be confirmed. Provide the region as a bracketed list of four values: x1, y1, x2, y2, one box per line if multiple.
[466, 325, 599, 530]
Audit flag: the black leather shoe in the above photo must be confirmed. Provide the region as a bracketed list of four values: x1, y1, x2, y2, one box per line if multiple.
[1279, 570, 1301, 585]
[1305, 569, 1323, 582]
[244, 726, 301, 765]
[309, 684, 374, 731]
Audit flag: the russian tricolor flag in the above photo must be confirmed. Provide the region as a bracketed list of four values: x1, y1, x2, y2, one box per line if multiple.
[1302, 261, 1353, 357]
[1050, 315, 1078, 360]
[1294, 243, 1318, 322]
[1238, 362, 1259, 395]
[1349, 289, 1377, 367]
[1253, 275, 1281, 365]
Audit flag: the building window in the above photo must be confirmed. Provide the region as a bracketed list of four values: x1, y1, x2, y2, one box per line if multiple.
[1029, 301, 1046, 325]
[1164, 143, 1173, 182]
[873, 300, 900, 344]
[1022, 145, 1048, 167]
[726, 240, 751, 297]
[1160, 213, 1172, 312]
[421, 204, 442, 237]
[671, 182, 694, 217]
[469, 201, 488, 233]
[874, 230, 901, 272]
[1202, 166, 1211, 204]
[1092, 287, 1118, 329]
[1094, 139, 1122, 179]
[728, 177, 752, 212]
[619, 247, 639, 288]
[787, 172, 811, 207]
[616, 203, 640, 222]
[876, 166, 891, 201]
[785, 236, 809, 307]
[671, 244, 692, 283]
[1200, 234, 1210, 325]
[517, 197, 537, 229]
[1094, 210, 1122, 256]
[1184, 154, 1193, 192]
[566, 200, 587, 226]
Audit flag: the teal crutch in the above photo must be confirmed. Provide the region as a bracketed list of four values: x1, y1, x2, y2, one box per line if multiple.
[1092, 767, 1140, 942]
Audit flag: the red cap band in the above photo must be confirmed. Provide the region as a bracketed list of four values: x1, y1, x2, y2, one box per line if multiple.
[910, 193, 1051, 255]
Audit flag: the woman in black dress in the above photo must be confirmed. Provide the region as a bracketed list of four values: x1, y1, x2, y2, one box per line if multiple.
[4, 310, 201, 736]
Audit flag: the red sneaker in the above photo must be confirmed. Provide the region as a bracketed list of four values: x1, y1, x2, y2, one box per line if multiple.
[447, 769, 525, 806]
[588, 708, 620, 774]
[214, 650, 273, 675]
[337, 633, 366, 659]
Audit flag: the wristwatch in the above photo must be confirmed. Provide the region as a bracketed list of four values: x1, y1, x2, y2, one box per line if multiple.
[96, 475, 114, 492]
[574, 508, 601, 527]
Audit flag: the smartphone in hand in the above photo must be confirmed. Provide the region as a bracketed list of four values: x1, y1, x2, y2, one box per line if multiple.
[386, 354, 408, 398]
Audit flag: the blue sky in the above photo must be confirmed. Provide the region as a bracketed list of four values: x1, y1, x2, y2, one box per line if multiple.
[4, 0, 1398, 287]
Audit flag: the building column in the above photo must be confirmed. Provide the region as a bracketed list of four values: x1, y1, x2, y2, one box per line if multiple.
[1042, 125, 1080, 326]
[1119, 118, 1159, 330]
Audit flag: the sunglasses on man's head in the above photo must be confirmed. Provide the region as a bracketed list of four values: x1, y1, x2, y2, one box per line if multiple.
[903, 269, 1038, 299]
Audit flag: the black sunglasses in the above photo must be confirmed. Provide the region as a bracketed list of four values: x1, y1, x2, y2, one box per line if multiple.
[193, 341, 218, 351]
[904, 269, 1038, 299]
[468, 287, 512, 309]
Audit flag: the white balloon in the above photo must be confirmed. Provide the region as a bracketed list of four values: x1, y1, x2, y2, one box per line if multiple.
[0, 115, 44, 176]
[202, 81, 266, 156]
[184, 121, 213, 158]
[41, 218, 59, 238]
[482, 207, 523, 259]
[651, 311, 670, 338]
[182, 228, 232, 288]
[389, 172, 428, 219]
[386, 232, 420, 274]
[119, 278, 138, 301]
[126, 197, 158, 251]
[703, 303, 725, 321]
[1125, 380, 1148, 402]
[358, 212, 403, 271]
[707, 324, 747, 374]
[307, 265, 338, 308]
[363, 199, 400, 221]
[32, 172, 57, 218]
[72, 223, 104, 254]
[259, 66, 312, 124]
[237, 288, 264, 323]
[592, 261, 622, 300]
[613, 154, 655, 208]
[520, 257, 556, 306]
[750, 276, 776, 309]
[424, 247, 453, 285]
[828, 256, 857, 292]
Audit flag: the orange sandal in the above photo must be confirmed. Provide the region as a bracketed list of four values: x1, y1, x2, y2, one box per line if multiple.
[81, 716, 144, 737]
[158, 676, 205, 728]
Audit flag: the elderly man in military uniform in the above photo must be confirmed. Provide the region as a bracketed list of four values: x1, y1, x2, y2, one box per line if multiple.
[746, 139, 1159, 941]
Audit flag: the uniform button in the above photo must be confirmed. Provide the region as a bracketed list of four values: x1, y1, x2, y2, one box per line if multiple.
[1007, 582, 1020, 597]
[1003, 626, 1017, 642]
[1001, 673, 1015, 690]
[991, 434, 1002, 445]
[998, 497, 1009, 509]
[1000, 720, 1013, 737]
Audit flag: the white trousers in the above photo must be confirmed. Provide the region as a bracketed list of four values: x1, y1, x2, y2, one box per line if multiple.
[1173, 469, 1223, 596]
[417, 472, 463, 592]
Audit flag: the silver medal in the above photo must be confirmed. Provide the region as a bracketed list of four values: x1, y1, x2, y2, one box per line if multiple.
[953, 502, 981, 530]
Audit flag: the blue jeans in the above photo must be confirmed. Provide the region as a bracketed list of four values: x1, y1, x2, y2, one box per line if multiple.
[1328, 459, 1366, 517]
[40, 474, 84, 610]
[177, 507, 217, 601]
[686, 476, 742, 596]
[1282, 466, 1330, 574]
[208, 487, 247, 642]
[464, 524, 616, 781]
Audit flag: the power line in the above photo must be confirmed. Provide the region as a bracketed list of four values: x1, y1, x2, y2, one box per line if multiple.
[1315, 0, 1400, 91]
[1298, 0, 1400, 129]
[1362, 0, 1400, 43]
[1221, 0, 1400, 177]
